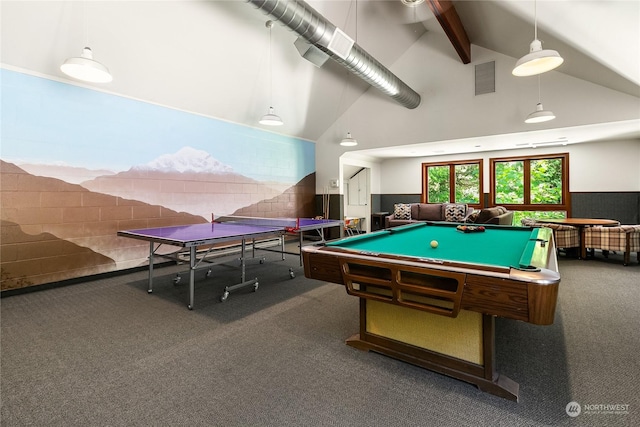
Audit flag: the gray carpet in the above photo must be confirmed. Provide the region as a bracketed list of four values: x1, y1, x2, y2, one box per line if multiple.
[1, 250, 639, 426]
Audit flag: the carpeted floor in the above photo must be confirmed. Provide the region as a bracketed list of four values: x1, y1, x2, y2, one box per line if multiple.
[1, 250, 638, 426]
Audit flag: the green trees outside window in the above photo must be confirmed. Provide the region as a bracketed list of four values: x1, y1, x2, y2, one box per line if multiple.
[455, 164, 480, 204]
[427, 166, 449, 203]
[495, 161, 524, 204]
[423, 161, 482, 206]
[491, 153, 570, 220]
[422, 154, 569, 222]
[530, 159, 562, 204]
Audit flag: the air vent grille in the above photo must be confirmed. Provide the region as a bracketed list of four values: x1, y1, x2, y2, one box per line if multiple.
[475, 61, 495, 95]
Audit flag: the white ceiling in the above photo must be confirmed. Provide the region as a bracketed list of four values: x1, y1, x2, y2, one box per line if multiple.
[1, 0, 639, 160]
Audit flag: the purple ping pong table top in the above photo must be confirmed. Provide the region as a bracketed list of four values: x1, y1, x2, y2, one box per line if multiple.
[118, 218, 342, 247]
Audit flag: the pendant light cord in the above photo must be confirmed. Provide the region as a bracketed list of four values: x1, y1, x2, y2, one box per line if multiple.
[83, 1, 88, 47]
[268, 22, 273, 107]
[533, 0, 538, 40]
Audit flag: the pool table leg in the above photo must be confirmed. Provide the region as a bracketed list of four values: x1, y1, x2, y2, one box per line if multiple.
[476, 315, 519, 401]
[346, 299, 519, 402]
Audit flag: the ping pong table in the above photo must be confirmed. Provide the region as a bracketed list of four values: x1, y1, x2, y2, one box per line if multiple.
[117, 216, 342, 309]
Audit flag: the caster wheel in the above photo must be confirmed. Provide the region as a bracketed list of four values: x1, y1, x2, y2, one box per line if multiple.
[206, 268, 212, 277]
[188, 304, 193, 310]
[147, 289, 153, 294]
[173, 275, 181, 284]
[289, 269, 295, 279]
[220, 291, 229, 302]
[260, 258, 265, 264]
[253, 283, 259, 292]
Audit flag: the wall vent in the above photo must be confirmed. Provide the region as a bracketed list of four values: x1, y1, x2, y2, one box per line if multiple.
[475, 61, 495, 95]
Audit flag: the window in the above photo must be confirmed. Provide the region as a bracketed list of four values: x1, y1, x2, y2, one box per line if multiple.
[490, 153, 570, 217]
[422, 160, 483, 206]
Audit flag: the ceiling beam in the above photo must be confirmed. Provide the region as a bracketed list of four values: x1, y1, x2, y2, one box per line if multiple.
[426, 0, 471, 64]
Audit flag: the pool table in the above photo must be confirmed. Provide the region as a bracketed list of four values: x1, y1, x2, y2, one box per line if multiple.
[302, 222, 560, 401]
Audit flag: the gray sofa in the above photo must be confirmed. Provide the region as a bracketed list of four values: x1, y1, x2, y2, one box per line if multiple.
[469, 206, 514, 225]
[385, 203, 513, 228]
[385, 203, 473, 228]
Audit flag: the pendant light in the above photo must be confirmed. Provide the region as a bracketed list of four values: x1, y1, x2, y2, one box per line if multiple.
[512, 0, 563, 77]
[340, 1, 358, 147]
[60, 2, 112, 83]
[61, 47, 112, 83]
[340, 132, 358, 147]
[259, 21, 283, 126]
[525, 76, 555, 123]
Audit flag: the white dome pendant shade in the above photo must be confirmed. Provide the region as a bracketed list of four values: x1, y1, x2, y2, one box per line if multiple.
[61, 47, 112, 83]
[259, 107, 284, 126]
[340, 132, 358, 147]
[512, 0, 563, 77]
[525, 75, 555, 124]
[513, 39, 564, 77]
[525, 103, 555, 123]
[259, 21, 284, 126]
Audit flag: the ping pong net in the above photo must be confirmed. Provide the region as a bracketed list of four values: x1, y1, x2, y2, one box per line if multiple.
[212, 215, 301, 232]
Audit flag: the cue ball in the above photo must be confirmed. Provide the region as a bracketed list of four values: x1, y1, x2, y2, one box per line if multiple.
[430, 240, 438, 248]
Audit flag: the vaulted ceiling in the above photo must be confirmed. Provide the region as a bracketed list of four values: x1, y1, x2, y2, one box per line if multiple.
[2, 1, 638, 158]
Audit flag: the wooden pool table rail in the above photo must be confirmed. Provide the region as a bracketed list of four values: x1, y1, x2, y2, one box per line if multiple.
[302, 242, 559, 325]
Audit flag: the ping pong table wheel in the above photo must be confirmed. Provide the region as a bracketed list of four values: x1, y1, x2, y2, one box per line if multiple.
[259, 257, 265, 264]
[173, 274, 181, 285]
[289, 268, 295, 279]
[220, 291, 229, 302]
[206, 268, 212, 277]
[253, 282, 259, 292]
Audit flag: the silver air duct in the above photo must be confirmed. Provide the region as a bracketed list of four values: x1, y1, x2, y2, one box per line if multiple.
[246, 0, 421, 109]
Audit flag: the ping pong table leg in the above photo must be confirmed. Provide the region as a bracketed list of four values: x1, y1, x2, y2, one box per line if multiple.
[220, 238, 259, 302]
[147, 242, 154, 294]
[188, 246, 196, 310]
[298, 231, 303, 266]
[281, 233, 286, 261]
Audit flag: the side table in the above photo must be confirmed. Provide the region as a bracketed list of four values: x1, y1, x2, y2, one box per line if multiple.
[371, 212, 389, 231]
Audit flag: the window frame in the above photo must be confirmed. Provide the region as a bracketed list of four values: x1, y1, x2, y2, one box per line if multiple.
[489, 153, 570, 214]
[421, 159, 484, 208]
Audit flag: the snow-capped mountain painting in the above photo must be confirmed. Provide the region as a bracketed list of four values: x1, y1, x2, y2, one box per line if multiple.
[81, 146, 293, 219]
[135, 147, 234, 174]
[1, 68, 316, 290]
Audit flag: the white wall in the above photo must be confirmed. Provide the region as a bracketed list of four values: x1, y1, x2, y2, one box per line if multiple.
[315, 31, 640, 194]
[379, 139, 640, 195]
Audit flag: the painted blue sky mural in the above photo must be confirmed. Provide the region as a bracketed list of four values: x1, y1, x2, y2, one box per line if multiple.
[1, 68, 315, 184]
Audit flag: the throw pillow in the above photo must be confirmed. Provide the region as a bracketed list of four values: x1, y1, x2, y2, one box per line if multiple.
[417, 203, 442, 220]
[393, 203, 412, 220]
[466, 210, 480, 223]
[444, 203, 468, 222]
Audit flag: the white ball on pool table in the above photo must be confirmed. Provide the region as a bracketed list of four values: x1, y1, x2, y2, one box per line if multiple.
[430, 240, 438, 248]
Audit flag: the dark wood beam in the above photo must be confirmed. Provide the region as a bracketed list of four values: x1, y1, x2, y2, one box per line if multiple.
[426, 0, 471, 64]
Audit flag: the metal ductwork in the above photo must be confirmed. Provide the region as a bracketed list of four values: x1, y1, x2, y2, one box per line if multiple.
[246, 0, 421, 109]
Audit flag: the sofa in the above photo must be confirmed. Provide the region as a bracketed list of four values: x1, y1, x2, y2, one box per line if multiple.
[385, 203, 473, 228]
[468, 206, 514, 226]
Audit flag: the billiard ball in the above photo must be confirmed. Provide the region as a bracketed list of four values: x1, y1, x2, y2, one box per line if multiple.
[430, 240, 438, 248]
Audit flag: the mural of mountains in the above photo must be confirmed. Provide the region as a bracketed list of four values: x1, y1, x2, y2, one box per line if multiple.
[233, 173, 316, 219]
[15, 162, 116, 185]
[80, 147, 291, 219]
[0, 160, 206, 290]
[1, 219, 116, 291]
[1, 159, 316, 291]
[134, 147, 234, 174]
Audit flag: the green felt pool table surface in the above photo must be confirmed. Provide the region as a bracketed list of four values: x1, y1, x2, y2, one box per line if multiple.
[326, 222, 543, 270]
